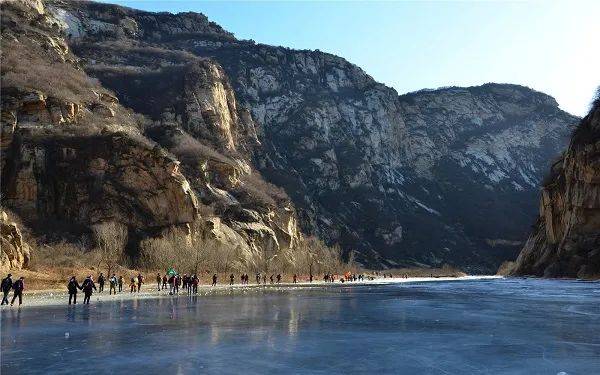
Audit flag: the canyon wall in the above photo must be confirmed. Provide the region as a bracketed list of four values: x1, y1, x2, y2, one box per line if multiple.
[511, 98, 600, 278]
[1, 0, 580, 272]
[0, 0, 301, 270]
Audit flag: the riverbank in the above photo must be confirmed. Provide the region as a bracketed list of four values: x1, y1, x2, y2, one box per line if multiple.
[0, 275, 502, 308]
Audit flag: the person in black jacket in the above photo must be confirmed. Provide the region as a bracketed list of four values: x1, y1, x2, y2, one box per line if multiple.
[1, 273, 13, 305]
[10, 277, 24, 306]
[67, 276, 82, 305]
[81, 276, 97, 304]
[98, 273, 105, 293]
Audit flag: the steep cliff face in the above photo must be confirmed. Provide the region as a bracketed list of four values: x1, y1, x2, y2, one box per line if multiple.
[0, 0, 301, 267]
[44, 0, 578, 272]
[0, 210, 31, 269]
[511, 99, 600, 278]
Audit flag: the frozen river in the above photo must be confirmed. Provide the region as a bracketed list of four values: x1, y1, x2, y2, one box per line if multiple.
[1, 278, 599, 374]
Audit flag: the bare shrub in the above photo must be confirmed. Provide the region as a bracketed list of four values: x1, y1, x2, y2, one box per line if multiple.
[139, 225, 228, 273]
[92, 222, 128, 276]
[282, 236, 348, 276]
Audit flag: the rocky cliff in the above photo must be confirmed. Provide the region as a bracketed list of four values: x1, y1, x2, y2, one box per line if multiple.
[1, 0, 578, 272]
[511, 97, 600, 278]
[0, 0, 301, 268]
[0, 210, 31, 269]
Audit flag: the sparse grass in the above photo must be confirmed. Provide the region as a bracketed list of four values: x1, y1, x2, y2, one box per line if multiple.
[1, 39, 107, 103]
[232, 173, 290, 209]
[170, 131, 236, 166]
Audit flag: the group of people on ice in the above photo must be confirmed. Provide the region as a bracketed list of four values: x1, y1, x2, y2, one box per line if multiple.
[1, 270, 374, 307]
[66, 272, 145, 304]
[158, 273, 201, 294]
[1, 274, 24, 306]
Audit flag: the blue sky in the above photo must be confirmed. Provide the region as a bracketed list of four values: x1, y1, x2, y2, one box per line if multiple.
[105, 1, 598, 116]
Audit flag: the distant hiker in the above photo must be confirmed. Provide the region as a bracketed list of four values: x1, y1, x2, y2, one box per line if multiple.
[230, 274, 234, 286]
[269, 275, 274, 284]
[130, 277, 137, 293]
[256, 273, 261, 284]
[183, 274, 189, 292]
[276, 274, 281, 283]
[1, 273, 13, 305]
[162, 275, 167, 289]
[109, 274, 118, 295]
[10, 277, 24, 306]
[174, 275, 180, 294]
[98, 273, 105, 293]
[240, 274, 245, 284]
[190, 274, 196, 293]
[293, 274, 297, 284]
[309, 273, 313, 283]
[212, 274, 217, 286]
[81, 276, 96, 304]
[192, 275, 199, 294]
[187, 276, 192, 294]
[168, 275, 175, 294]
[67, 276, 82, 305]
[156, 273, 162, 291]
[118, 275, 124, 292]
[137, 273, 143, 292]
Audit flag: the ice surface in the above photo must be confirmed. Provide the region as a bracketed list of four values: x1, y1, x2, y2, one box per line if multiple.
[1, 278, 599, 374]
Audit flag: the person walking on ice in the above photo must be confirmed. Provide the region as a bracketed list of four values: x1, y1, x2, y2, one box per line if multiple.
[136, 273, 143, 292]
[10, 276, 25, 306]
[130, 277, 137, 293]
[1, 273, 13, 305]
[81, 276, 96, 305]
[109, 274, 117, 295]
[67, 276, 82, 305]
[98, 273, 105, 293]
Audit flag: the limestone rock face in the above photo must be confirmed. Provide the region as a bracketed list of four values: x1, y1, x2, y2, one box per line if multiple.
[0, 211, 31, 270]
[47, 0, 578, 272]
[2, 132, 198, 229]
[1, 0, 301, 269]
[1, 0, 199, 254]
[511, 100, 600, 278]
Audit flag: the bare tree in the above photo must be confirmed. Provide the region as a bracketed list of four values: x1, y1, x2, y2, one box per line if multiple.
[92, 221, 128, 276]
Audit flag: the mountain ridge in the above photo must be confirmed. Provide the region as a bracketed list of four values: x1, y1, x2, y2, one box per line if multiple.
[0, 0, 579, 273]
